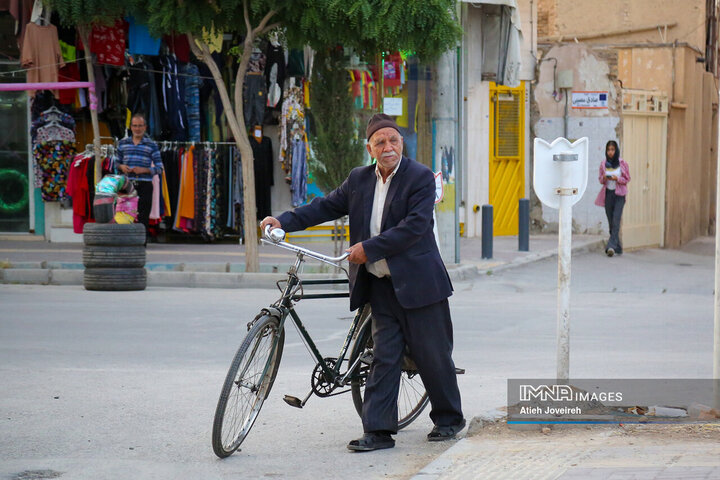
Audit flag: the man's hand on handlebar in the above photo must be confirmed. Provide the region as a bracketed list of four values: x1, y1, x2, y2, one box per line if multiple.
[345, 242, 367, 264]
[260, 216, 281, 233]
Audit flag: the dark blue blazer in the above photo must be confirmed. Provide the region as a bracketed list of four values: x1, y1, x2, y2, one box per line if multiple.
[277, 156, 453, 311]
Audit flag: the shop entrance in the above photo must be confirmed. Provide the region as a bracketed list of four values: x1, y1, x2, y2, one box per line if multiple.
[0, 63, 30, 233]
[620, 89, 668, 249]
[489, 81, 525, 236]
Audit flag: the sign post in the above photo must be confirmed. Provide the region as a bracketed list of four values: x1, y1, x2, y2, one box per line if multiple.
[533, 138, 588, 380]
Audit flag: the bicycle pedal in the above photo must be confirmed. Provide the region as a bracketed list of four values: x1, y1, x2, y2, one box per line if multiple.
[359, 351, 373, 365]
[283, 395, 303, 408]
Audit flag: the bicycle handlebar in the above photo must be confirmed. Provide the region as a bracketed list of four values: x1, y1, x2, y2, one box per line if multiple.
[262, 225, 350, 266]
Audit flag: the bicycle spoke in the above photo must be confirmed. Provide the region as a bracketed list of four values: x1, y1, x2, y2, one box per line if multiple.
[213, 317, 284, 457]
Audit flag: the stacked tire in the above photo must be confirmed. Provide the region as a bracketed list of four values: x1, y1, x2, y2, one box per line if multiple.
[83, 223, 147, 291]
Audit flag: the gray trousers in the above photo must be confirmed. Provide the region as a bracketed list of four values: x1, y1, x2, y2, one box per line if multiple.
[362, 276, 464, 433]
[605, 189, 625, 253]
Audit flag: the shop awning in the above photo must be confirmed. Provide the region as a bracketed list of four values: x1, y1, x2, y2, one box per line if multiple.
[460, 0, 523, 87]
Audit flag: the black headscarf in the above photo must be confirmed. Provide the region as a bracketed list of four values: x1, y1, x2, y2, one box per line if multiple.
[605, 140, 620, 169]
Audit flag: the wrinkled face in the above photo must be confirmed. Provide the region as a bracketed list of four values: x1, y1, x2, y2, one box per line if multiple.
[606, 144, 616, 158]
[367, 127, 403, 174]
[131, 117, 147, 138]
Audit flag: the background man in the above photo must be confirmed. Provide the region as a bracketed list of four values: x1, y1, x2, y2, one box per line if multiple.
[261, 113, 465, 452]
[116, 113, 163, 242]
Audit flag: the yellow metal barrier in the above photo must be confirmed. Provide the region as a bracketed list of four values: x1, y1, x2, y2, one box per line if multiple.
[286, 224, 349, 241]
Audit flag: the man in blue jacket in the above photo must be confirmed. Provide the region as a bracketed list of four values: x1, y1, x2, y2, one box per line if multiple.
[261, 114, 464, 451]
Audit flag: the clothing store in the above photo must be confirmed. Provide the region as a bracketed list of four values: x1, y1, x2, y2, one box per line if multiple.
[0, 2, 460, 252]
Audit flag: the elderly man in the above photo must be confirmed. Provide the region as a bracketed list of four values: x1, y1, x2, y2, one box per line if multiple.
[261, 113, 464, 452]
[116, 113, 163, 241]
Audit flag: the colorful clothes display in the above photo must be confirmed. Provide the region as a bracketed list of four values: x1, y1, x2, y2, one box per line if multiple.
[33, 141, 75, 201]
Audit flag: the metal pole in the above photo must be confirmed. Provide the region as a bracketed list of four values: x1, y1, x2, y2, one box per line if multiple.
[482, 205, 493, 259]
[519, 198, 530, 251]
[557, 192, 572, 381]
[714, 87, 720, 409]
[555, 155, 576, 382]
[563, 89, 569, 139]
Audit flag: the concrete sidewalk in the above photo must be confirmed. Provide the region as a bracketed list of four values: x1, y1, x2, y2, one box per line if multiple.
[0, 233, 605, 288]
[415, 420, 720, 480]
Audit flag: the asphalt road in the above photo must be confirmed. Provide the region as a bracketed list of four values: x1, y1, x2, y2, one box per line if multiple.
[0, 241, 714, 479]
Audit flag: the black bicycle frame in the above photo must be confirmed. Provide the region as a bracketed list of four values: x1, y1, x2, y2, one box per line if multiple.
[271, 252, 367, 388]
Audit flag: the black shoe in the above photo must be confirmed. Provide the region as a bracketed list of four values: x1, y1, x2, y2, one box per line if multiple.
[347, 432, 395, 452]
[606, 248, 615, 257]
[427, 419, 466, 442]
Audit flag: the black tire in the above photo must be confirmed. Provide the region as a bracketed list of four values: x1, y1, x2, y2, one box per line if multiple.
[83, 245, 146, 268]
[212, 315, 285, 458]
[350, 311, 429, 430]
[83, 223, 146, 246]
[83, 267, 147, 291]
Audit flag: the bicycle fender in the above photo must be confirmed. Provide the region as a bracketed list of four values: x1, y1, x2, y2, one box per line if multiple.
[260, 307, 283, 321]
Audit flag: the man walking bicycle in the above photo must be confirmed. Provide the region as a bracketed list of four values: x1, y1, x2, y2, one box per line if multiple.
[261, 114, 465, 451]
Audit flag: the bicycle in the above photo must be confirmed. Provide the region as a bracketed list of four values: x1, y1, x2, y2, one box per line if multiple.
[211, 226, 430, 458]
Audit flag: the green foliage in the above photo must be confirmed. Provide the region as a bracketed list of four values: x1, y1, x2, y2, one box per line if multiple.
[44, 0, 126, 27]
[134, 0, 460, 61]
[294, 0, 462, 61]
[308, 48, 365, 194]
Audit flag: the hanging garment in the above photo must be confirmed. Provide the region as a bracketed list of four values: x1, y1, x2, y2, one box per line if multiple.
[182, 63, 201, 142]
[127, 16, 161, 56]
[265, 43, 285, 110]
[290, 138, 307, 207]
[125, 59, 161, 137]
[159, 54, 188, 141]
[176, 145, 195, 230]
[250, 135, 273, 219]
[36, 121, 75, 143]
[150, 173, 161, 221]
[192, 145, 206, 233]
[162, 147, 181, 224]
[244, 74, 266, 127]
[20, 22, 64, 97]
[202, 148, 216, 240]
[66, 153, 95, 233]
[87, 19, 127, 66]
[163, 34, 191, 63]
[33, 141, 75, 201]
[279, 83, 305, 172]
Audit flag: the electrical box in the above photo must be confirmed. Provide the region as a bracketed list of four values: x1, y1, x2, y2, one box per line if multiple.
[557, 70, 574, 89]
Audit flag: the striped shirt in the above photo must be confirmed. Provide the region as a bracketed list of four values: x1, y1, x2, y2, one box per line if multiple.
[116, 136, 163, 182]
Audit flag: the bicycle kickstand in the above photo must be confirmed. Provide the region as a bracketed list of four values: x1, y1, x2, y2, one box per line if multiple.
[283, 389, 313, 409]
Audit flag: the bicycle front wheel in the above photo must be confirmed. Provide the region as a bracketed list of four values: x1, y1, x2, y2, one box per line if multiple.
[349, 314, 429, 430]
[212, 315, 284, 458]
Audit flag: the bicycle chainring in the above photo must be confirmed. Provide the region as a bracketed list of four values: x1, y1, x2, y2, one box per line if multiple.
[311, 358, 338, 397]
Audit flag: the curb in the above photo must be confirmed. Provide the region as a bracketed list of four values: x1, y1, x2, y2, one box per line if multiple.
[0, 239, 605, 288]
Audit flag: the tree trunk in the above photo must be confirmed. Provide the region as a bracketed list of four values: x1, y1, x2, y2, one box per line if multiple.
[187, 33, 260, 272]
[78, 26, 103, 185]
[233, 31, 260, 272]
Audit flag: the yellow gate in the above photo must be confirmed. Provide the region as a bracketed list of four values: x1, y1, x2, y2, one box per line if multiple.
[489, 82, 525, 236]
[621, 89, 668, 249]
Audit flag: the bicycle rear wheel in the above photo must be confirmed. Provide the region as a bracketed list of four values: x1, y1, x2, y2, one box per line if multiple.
[349, 314, 429, 430]
[212, 315, 284, 458]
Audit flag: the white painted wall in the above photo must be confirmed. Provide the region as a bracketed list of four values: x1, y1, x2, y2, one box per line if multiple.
[463, 6, 490, 238]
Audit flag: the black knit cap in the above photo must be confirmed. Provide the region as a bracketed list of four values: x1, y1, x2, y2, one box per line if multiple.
[366, 113, 401, 140]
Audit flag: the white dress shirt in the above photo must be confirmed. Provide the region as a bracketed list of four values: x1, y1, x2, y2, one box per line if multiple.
[366, 158, 402, 278]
